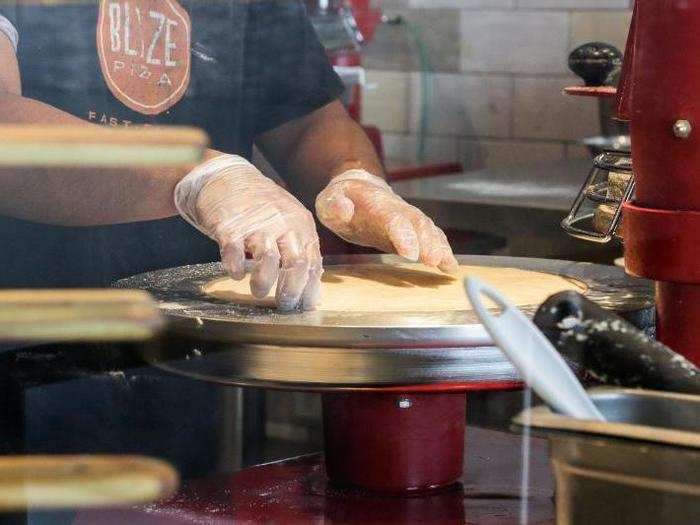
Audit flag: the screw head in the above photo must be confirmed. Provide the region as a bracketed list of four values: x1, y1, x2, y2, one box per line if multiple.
[397, 397, 412, 409]
[673, 119, 693, 139]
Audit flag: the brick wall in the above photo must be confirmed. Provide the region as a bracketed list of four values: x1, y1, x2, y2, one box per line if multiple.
[361, 0, 633, 169]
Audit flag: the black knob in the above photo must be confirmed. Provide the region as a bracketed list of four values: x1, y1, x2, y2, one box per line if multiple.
[568, 42, 623, 87]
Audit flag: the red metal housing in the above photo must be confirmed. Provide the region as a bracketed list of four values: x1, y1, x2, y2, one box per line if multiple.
[618, 1, 700, 364]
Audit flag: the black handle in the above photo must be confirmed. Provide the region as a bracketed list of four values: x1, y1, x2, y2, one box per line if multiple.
[534, 291, 700, 395]
[568, 42, 623, 87]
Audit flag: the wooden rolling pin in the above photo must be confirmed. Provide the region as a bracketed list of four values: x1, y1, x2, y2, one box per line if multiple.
[0, 124, 208, 167]
[0, 455, 178, 511]
[0, 289, 164, 343]
[534, 291, 700, 394]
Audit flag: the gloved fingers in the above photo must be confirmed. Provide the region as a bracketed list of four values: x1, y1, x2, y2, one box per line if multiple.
[385, 213, 420, 261]
[300, 240, 323, 311]
[411, 215, 447, 268]
[245, 232, 281, 298]
[220, 240, 246, 280]
[275, 230, 311, 311]
[435, 228, 460, 274]
[317, 188, 355, 229]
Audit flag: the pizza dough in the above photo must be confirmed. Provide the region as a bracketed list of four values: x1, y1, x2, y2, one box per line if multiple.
[202, 263, 587, 312]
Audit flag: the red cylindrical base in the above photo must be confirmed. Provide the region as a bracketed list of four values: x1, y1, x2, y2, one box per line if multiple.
[656, 282, 700, 365]
[322, 392, 466, 493]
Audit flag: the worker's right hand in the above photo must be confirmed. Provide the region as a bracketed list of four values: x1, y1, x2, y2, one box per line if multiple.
[174, 155, 322, 311]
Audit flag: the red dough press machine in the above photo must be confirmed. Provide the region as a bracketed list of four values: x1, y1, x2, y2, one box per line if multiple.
[563, 1, 700, 367]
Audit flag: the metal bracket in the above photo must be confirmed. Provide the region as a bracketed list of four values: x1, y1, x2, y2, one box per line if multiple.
[561, 152, 634, 243]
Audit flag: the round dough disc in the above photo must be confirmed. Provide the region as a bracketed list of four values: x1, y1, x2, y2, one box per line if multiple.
[202, 263, 587, 313]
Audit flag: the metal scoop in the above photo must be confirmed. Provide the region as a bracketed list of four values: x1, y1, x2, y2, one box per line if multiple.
[465, 277, 605, 421]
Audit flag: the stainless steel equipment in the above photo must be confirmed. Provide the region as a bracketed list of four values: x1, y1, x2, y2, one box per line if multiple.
[564, 41, 634, 244]
[515, 387, 700, 525]
[114, 255, 653, 494]
[115, 255, 653, 389]
[562, 151, 634, 242]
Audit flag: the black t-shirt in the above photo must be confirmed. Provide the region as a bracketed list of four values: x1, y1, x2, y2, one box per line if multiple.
[0, 0, 343, 286]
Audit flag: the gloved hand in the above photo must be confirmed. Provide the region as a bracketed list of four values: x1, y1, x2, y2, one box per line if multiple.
[175, 155, 322, 311]
[316, 169, 458, 272]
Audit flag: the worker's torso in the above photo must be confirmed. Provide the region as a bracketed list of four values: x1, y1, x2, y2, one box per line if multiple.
[0, 0, 338, 287]
[12, 0, 259, 150]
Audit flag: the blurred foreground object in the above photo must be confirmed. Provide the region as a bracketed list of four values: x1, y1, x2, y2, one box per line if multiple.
[0, 289, 163, 343]
[0, 455, 178, 511]
[0, 124, 208, 168]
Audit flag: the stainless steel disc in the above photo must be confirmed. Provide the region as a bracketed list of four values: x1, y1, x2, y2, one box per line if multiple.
[116, 255, 653, 349]
[145, 341, 523, 391]
[117, 255, 653, 389]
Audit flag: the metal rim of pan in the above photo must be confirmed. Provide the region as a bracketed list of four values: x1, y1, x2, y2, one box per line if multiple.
[115, 255, 654, 390]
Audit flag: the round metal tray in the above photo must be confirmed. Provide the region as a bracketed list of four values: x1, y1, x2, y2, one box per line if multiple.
[114, 256, 654, 390]
[116, 255, 654, 349]
[144, 339, 526, 391]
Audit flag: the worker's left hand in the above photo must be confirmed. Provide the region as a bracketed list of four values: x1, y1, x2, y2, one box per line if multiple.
[316, 170, 458, 273]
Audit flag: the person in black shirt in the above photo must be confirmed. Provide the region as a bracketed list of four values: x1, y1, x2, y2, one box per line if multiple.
[0, 0, 457, 310]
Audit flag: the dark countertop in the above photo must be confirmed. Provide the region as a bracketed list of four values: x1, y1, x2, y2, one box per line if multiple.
[74, 426, 554, 525]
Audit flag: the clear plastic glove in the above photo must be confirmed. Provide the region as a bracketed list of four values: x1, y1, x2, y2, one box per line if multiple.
[316, 169, 459, 273]
[175, 155, 322, 311]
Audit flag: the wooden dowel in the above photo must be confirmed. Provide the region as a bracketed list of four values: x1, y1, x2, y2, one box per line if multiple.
[0, 455, 178, 511]
[0, 289, 164, 342]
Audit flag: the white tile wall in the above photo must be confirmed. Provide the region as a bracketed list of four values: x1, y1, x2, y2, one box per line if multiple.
[362, 70, 411, 133]
[460, 11, 569, 74]
[409, 0, 516, 8]
[460, 139, 566, 170]
[513, 77, 599, 140]
[367, 0, 632, 168]
[382, 133, 460, 166]
[570, 10, 633, 51]
[518, 0, 630, 9]
[408, 73, 512, 137]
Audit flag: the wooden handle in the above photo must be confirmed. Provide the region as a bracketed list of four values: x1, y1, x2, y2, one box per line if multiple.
[563, 85, 617, 97]
[0, 124, 209, 167]
[0, 289, 164, 342]
[0, 455, 178, 511]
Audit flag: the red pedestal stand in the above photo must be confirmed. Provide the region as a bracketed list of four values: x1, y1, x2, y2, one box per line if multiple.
[318, 380, 520, 493]
[323, 392, 466, 492]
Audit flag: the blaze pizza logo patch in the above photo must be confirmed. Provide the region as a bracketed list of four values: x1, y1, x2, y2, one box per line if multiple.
[97, 0, 191, 115]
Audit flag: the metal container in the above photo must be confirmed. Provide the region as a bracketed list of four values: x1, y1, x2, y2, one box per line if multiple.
[514, 388, 700, 525]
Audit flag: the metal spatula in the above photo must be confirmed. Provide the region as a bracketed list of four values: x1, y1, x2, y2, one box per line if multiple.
[465, 277, 605, 421]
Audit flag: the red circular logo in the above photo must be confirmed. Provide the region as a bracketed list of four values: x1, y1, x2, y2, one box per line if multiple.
[97, 0, 191, 115]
